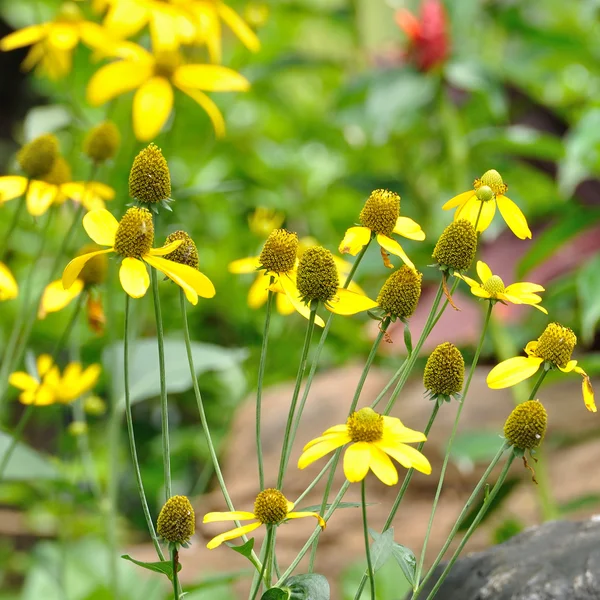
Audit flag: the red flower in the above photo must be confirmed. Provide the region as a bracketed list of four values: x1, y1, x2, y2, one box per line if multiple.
[396, 0, 449, 71]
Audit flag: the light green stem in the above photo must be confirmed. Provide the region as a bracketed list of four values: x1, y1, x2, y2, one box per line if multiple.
[415, 301, 493, 584]
[359, 479, 375, 600]
[249, 524, 274, 600]
[171, 549, 181, 599]
[528, 369, 547, 400]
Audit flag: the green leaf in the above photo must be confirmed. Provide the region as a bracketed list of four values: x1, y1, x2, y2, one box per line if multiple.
[286, 573, 330, 599]
[120, 555, 181, 581]
[227, 537, 254, 558]
[391, 542, 417, 587]
[261, 588, 290, 600]
[0, 431, 61, 481]
[368, 528, 394, 572]
[450, 431, 504, 468]
[577, 255, 600, 344]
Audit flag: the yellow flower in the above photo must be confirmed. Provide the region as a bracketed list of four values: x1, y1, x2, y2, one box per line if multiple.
[442, 169, 531, 239]
[9, 354, 100, 406]
[86, 43, 249, 141]
[203, 488, 325, 549]
[0, 262, 18, 301]
[339, 189, 425, 270]
[298, 407, 431, 486]
[487, 323, 596, 413]
[62, 208, 216, 302]
[248, 207, 285, 238]
[457, 261, 547, 313]
[0, 1, 114, 80]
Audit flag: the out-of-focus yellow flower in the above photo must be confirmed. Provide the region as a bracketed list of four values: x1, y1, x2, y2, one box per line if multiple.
[0, 1, 115, 80]
[0, 262, 18, 301]
[248, 207, 285, 238]
[457, 261, 547, 313]
[87, 43, 249, 141]
[9, 355, 101, 406]
[442, 169, 531, 239]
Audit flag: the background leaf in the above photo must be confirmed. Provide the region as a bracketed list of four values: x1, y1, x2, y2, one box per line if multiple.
[368, 528, 394, 572]
[286, 573, 330, 600]
[577, 255, 600, 344]
[0, 431, 61, 481]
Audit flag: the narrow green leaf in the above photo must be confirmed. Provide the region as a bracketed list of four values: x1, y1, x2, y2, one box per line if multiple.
[577, 255, 600, 344]
[227, 537, 254, 558]
[368, 528, 394, 572]
[391, 542, 417, 587]
[120, 554, 181, 581]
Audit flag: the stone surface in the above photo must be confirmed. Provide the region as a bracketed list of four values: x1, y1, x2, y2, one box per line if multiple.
[414, 519, 600, 600]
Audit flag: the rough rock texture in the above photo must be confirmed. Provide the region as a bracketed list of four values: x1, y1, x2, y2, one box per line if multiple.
[414, 519, 600, 600]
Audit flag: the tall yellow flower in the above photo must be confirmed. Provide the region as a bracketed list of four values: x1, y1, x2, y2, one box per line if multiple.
[203, 488, 325, 549]
[0, 262, 18, 301]
[339, 189, 425, 270]
[0, 1, 114, 80]
[87, 43, 249, 141]
[458, 261, 547, 313]
[298, 407, 431, 485]
[442, 169, 531, 239]
[487, 323, 596, 413]
[62, 208, 215, 302]
[9, 355, 100, 406]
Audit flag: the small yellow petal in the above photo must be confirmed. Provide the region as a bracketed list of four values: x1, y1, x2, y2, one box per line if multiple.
[339, 226, 370, 256]
[486, 356, 543, 389]
[206, 521, 262, 549]
[203, 511, 257, 523]
[442, 190, 473, 210]
[0, 261, 18, 301]
[143, 255, 216, 299]
[376, 234, 415, 270]
[228, 256, 260, 274]
[9, 372, 38, 391]
[247, 274, 269, 309]
[375, 441, 432, 475]
[298, 433, 350, 469]
[343, 441, 371, 482]
[393, 216, 425, 241]
[327, 288, 377, 316]
[173, 64, 250, 92]
[178, 86, 226, 138]
[476, 261, 493, 283]
[133, 76, 174, 142]
[496, 195, 532, 240]
[38, 278, 83, 318]
[217, 2, 260, 52]
[62, 249, 113, 290]
[119, 257, 149, 298]
[368, 445, 398, 485]
[286, 511, 326, 530]
[0, 176, 28, 202]
[0, 25, 45, 51]
[87, 60, 152, 106]
[27, 181, 57, 216]
[147, 239, 183, 256]
[83, 209, 119, 246]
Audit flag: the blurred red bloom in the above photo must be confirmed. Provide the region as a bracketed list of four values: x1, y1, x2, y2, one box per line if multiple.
[396, 0, 449, 71]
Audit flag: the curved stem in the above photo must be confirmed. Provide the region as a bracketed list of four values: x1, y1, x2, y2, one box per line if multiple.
[123, 294, 165, 561]
[415, 301, 493, 585]
[528, 369, 548, 400]
[359, 479, 375, 600]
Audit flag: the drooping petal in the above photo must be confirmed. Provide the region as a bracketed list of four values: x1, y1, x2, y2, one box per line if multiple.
[376, 234, 415, 270]
[8, 371, 38, 392]
[217, 2, 260, 52]
[298, 434, 350, 469]
[119, 257, 150, 298]
[577, 370, 596, 413]
[149, 10, 179, 51]
[496, 195, 532, 240]
[0, 176, 28, 202]
[206, 521, 262, 549]
[71, 363, 101, 399]
[376, 441, 432, 474]
[83, 209, 119, 246]
[327, 288, 377, 316]
[62, 249, 113, 289]
[343, 441, 371, 482]
[143, 255, 216, 299]
[276, 290, 295, 315]
[476, 199, 496, 232]
[177, 86, 226, 138]
[302, 431, 351, 451]
[286, 511, 326, 530]
[0, 262, 18, 301]
[228, 256, 260, 274]
[393, 216, 425, 241]
[486, 356, 543, 389]
[37, 355, 54, 377]
[442, 190, 473, 210]
[476, 261, 493, 284]
[382, 426, 427, 445]
[247, 273, 269, 309]
[0, 25, 45, 50]
[38, 278, 84, 318]
[26, 181, 58, 216]
[338, 226, 370, 256]
[147, 239, 182, 256]
[173, 64, 250, 92]
[203, 511, 257, 523]
[278, 275, 325, 327]
[132, 76, 174, 142]
[368, 445, 398, 485]
[87, 59, 152, 106]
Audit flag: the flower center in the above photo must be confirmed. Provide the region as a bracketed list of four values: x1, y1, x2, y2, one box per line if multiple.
[376, 265, 422, 319]
[40, 156, 71, 186]
[503, 400, 547, 450]
[163, 230, 199, 269]
[475, 185, 494, 203]
[154, 51, 180, 79]
[129, 143, 171, 204]
[423, 342, 465, 397]
[474, 169, 507, 196]
[534, 322, 577, 368]
[296, 246, 339, 304]
[432, 219, 478, 272]
[359, 189, 400, 236]
[253, 489, 289, 524]
[346, 408, 384, 443]
[259, 229, 298, 274]
[114, 207, 154, 258]
[156, 495, 196, 545]
[482, 275, 505, 296]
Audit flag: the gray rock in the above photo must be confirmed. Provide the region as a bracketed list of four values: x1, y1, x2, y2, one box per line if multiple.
[414, 519, 600, 600]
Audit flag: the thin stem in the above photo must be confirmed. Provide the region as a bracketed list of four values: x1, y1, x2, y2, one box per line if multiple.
[473, 201, 484, 233]
[0, 404, 35, 480]
[249, 524, 274, 600]
[420, 450, 517, 600]
[171, 549, 180, 600]
[123, 294, 165, 561]
[151, 267, 171, 501]
[277, 302, 317, 490]
[528, 369, 547, 400]
[292, 455, 337, 507]
[415, 301, 493, 584]
[412, 441, 509, 597]
[256, 285, 275, 490]
[50, 289, 87, 360]
[0, 181, 29, 260]
[71, 397, 101, 499]
[359, 479, 375, 600]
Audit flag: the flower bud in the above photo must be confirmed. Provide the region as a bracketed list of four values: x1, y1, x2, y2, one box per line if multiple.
[84, 121, 120, 163]
[423, 342, 464, 398]
[359, 189, 400, 236]
[377, 266, 422, 319]
[432, 219, 477, 271]
[129, 143, 171, 204]
[503, 400, 547, 450]
[157, 495, 195, 545]
[17, 133, 59, 178]
[296, 246, 339, 304]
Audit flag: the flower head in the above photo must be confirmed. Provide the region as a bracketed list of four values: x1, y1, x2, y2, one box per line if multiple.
[376, 266, 422, 320]
[487, 323, 596, 413]
[248, 207, 285, 238]
[84, 121, 121, 164]
[442, 169, 531, 239]
[0, 262, 18, 301]
[62, 208, 215, 303]
[258, 229, 298, 275]
[129, 143, 171, 206]
[423, 342, 464, 401]
[339, 189, 425, 270]
[163, 231, 199, 269]
[458, 261, 547, 313]
[203, 488, 325, 549]
[17, 133, 59, 178]
[432, 219, 477, 272]
[298, 407, 431, 485]
[503, 400, 547, 450]
[157, 495, 195, 547]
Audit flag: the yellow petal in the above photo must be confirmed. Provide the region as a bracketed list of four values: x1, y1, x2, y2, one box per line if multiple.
[248, 273, 269, 309]
[147, 239, 182, 256]
[119, 257, 149, 298]
[62, 249, 113, 289]
[382, 426, 427, 445]
[149, 10, 179, 51]
[276, 290, 295, 315]
[27, 181, 57, 216]
[9, 371, 38, 391]
[442, 190, 473, 210]
[298, 433, 350, 469]
[343, 442, 371, 482]
[133, 76, 174, 142]
[279, 274, 325, 327]
[525, 341, 538, 356]
[286, 511, 326, 530]
[28, 383, 56, 406]
[206, 521, 262, 549]
[581, 373, 596, 413]
[143, 255, 216, 299]
[48, 23, 79, 50]
[87, 59, 152, 106]
[375, 441, 431, 475]
[302, 431, 350, 451]
[0, 261, 18, 301]
[0, 176, 28, 202]
[38, 278, 84, 318]
[376, 234, 415, 270]
[37, 354, 54, 377]
[83, 209, 119, 246]
[228, 256, 260, 274]
[217, 2, 260, 52]
[78, 21, 114, 50]
[393, 216, 425, 241]
[475, 199, 496, 232]
[338, 226, 370, 256]
[504, 282, 545, 294]
[203, 511, 257, 523]
[173, 64, 250, 92]
[486, 356, 543, 389]
[73, 363, 101, 397]
[177, 86, 226, 138]
[0, 25, 45, 51]
[476, 261, 493, 283]
[327, 288, 377, 316]
[496, 195, 532, 240]
[103, 0, 149, 39]
[368, 445, 398, 485]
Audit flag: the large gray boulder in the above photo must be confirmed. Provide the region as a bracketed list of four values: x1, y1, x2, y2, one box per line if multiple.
[415, 519, 600, 600]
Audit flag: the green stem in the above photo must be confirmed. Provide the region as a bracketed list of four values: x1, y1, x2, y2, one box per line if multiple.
[415, 301, 493, 584]
[151, 267, 171, 501]
[528, 369, 547, 400]
[412, 441, 509, 598]
[0, 182, 29, 260]
[359, 479, 375, 600]
[420, 450, 517, 600]
[123, 294, 165, 561]
[292, 455, 337, 507]
[171, 549, 181, 599]
[50, 289, 87, 360]
[276, 302, 317, 490]
[249, 524, 274, 600]
[256, 286, 275, 490]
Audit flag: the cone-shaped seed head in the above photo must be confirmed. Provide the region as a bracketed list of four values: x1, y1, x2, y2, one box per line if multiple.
[84, 121, 121, 163]
[359, 189, 400, 236]
[296, 246, 339, 304]
[254, 489, 288, 524]
[129, 143, 171, 204]
[432, 219, 477, 271]
[164, 230, 199, 269]
[258, 229, 298, 274]
[156, 495, 195, 544]
[503, 400, 547, 450]
[17, 133, 59, 178]
[423, 342, 465, 396]
[534, 322, 577, 368]
[114, 207, 154, 257]
[377, 266, 422, 319]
